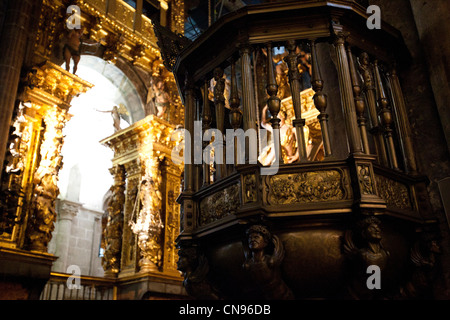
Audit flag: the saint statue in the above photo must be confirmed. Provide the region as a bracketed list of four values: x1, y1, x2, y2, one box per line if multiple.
[147, 78, 171, 119]
[258, 105, 299, 165]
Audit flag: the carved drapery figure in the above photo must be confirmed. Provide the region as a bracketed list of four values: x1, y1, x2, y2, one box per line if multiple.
[177, 245, 221, 300]
[0, 102, 30, 235]
[130, 156, 164, 272]
[242, 224, 294, 300]
[147, 77, 171, 120]
[102, 165, 126, 276]
[26, 107, 69, 251]
[343, 216, 390, 299]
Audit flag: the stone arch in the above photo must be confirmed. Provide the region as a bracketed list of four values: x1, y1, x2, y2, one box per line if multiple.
[69, 54, 147, 124]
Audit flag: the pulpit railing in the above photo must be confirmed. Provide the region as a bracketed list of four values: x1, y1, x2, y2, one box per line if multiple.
[169, 0, 429, 237]
[174, 1, 416, 189]
[166, 1, 440, 300]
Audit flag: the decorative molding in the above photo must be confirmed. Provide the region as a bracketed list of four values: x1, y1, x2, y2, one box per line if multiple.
[267, 169, 350, 205]
[199, 183, 241, 226]
[243, 174, 257, 204]
[375, 175, 412, 210]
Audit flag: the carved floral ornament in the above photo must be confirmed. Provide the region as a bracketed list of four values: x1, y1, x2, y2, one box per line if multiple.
[375, 175, 412, 210]
[199, 183, 241, 226]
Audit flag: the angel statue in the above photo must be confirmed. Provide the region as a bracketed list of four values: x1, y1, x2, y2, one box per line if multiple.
[242, 224, 294, 299]
[96, 104, 130, 132]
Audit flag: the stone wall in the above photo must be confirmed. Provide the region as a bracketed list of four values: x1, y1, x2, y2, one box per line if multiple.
[49, 199, 104, 277]
[370, 0, 450, 298]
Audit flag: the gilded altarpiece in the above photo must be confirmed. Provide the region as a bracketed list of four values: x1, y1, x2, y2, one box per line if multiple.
[100, 115, 182, 278]
[0, 61, 92, 251]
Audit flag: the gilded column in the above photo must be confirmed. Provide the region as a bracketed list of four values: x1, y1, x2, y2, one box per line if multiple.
[26, 107, 71, 252]
[130, 156, 164, 273]
[161, 159, 182, 275]
[102, 165, 126, 277]
[332, 30, 363, 155]
[0, 0, 37, 181]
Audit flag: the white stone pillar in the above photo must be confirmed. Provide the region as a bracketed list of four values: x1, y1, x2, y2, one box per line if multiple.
[52, 199, 81, 273]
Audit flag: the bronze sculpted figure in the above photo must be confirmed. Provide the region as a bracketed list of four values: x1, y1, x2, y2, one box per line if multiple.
[242, 225, 294, 299]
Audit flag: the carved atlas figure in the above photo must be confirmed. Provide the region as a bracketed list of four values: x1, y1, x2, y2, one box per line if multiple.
[242, 224, 294, 299]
